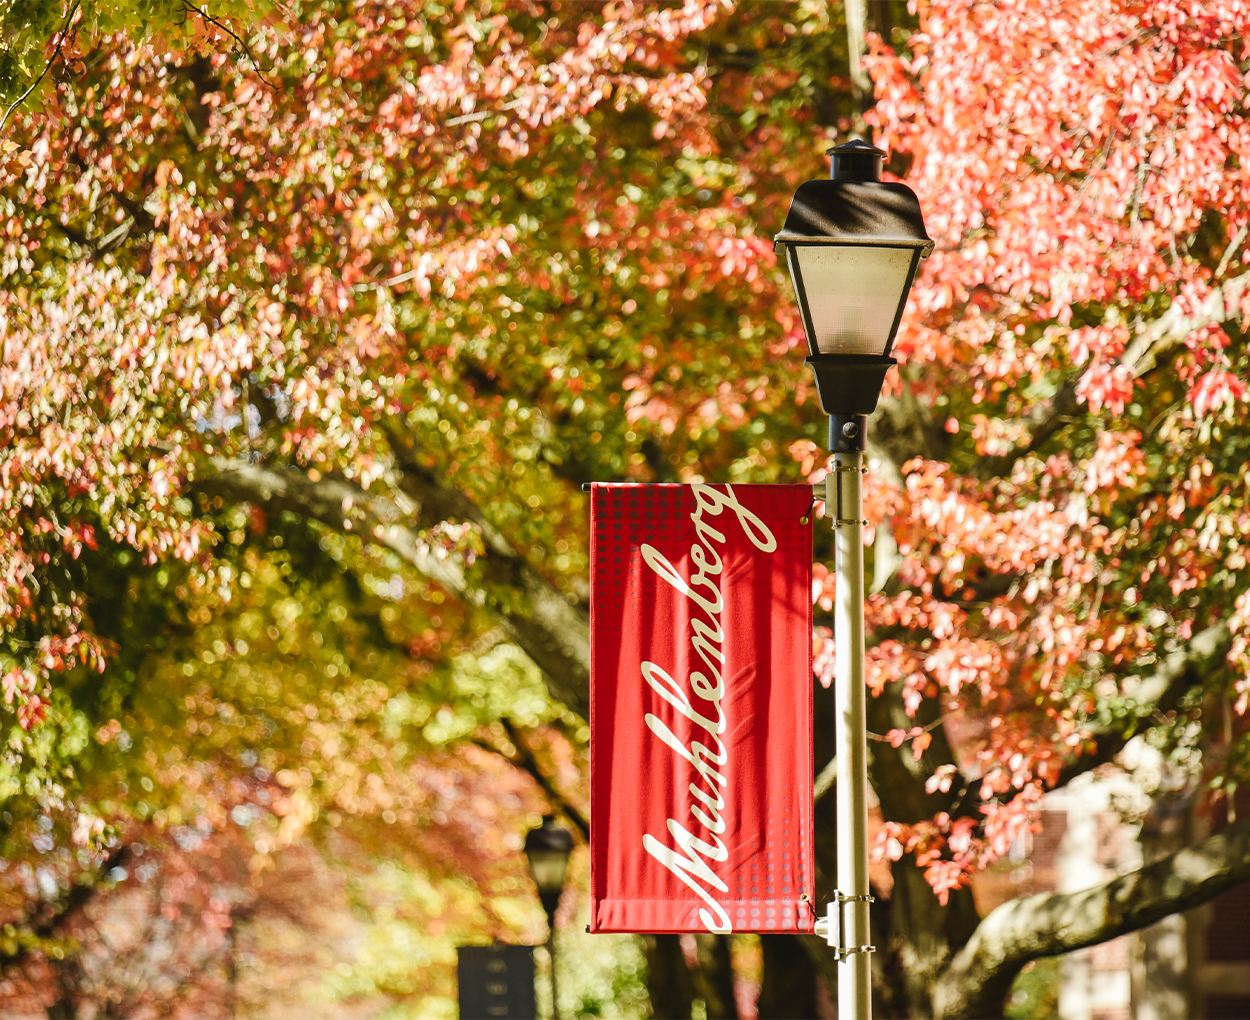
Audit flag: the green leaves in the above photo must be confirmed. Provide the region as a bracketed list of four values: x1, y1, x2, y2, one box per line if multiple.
[0, 0, 275, 117]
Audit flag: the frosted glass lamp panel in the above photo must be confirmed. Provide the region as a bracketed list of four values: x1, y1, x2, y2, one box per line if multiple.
[526, 848, 570, 894]
[793, 245, 914, 356]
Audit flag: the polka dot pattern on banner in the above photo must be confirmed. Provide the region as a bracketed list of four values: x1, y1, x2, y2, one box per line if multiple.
[593, 485, 692, 602]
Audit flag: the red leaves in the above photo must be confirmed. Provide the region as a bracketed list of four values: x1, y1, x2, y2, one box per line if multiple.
[1077, 359, 1137, 416]
[872, 788, 1044, 905]
[0, 141, 33, 186]
[4, 0, 1249, 919]
[871, 0, 1250, 378]
[3, 666, 46, 730]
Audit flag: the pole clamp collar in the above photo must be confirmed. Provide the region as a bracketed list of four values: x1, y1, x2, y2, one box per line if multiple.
[813, 891, 877, 962]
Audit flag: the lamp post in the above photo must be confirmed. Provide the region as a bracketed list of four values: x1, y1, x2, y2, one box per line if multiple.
[524, 815, 573, 1020]
[774, 139, 931, 1020]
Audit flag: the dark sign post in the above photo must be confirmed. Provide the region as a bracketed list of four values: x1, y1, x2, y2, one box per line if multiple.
[456, 944, 535, 1020]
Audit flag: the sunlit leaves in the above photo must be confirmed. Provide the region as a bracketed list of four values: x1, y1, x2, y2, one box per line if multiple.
[11, 0, 1250, 932]
[839, 0, 1250, 894]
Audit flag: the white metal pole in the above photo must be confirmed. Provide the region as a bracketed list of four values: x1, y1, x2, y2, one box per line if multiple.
[828, 438, 872, 1020]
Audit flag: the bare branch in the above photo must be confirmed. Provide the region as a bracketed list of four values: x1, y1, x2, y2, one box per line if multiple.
[179, 0, 276, 89]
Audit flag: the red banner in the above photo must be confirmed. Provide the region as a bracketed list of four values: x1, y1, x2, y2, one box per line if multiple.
[589, 483, 815, 935]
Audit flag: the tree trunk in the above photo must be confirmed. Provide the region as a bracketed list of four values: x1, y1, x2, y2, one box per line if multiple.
[758, 934, 819, 1019]
[883, 860, 980, 1019]
[869, 0, 892, 42]
[645, 934, 696, 1020]
[844, 0, 871, 112]
[860, 679, 982, 1019]
[693, 934, 738, 1020]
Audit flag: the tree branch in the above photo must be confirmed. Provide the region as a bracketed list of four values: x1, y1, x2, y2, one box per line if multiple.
[499, 718, 589, 840]
[934, 815, 1250, 1018]
[975, 270, 1250, 478]
[1059, 620, 1231, 777]
[0, 0, 79, 136]
[197, 459, 591, 716]
[178, 0, 275, 89]
[383, 428, 593, 710]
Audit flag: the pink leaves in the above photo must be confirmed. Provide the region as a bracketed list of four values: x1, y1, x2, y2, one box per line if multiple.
[869, 0, 1250, 380]
[16, 696, 46, 730]
[712, 234, 770, 285]
[1076, 359, 1136, 416]
[925, 763, 959, 794]
[788, 439, 824, 478]
[981, 786, 1043, 857]
[1189, 367, 1247, 418]
[3, 660, 55, 731]
[2, 667, 27, 705]
[922, 859, 967, 906]
[812, 562, 835, 613]
[1080, 430, 1145, 498]
[812, 627, 835, 690]
[898, 459, 1094, 584]
[884, 725, 934, 761]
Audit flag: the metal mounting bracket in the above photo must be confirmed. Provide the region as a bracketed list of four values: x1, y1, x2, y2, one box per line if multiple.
[813, 891, 876, 962]
[822, 468, 869, 529]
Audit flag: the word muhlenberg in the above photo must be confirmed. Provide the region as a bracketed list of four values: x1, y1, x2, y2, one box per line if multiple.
[638, 485, 777, 933]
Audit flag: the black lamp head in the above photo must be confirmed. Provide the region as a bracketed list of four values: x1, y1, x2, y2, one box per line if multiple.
[773, 139, 932, 416]
[524, 815, 574, 927]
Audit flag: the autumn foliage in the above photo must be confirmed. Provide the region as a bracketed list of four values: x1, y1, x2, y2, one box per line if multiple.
[2, 0, 1250, 1016]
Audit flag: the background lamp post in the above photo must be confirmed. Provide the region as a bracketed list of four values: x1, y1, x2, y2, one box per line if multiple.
[524, 815, 573, 1020]
[775, 139, 931, 1020]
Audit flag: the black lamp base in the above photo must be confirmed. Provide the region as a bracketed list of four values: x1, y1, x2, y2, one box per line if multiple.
[804, 353, 896, 416]
[829, 413, 866, 454]
[539, 892, 561, 925]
